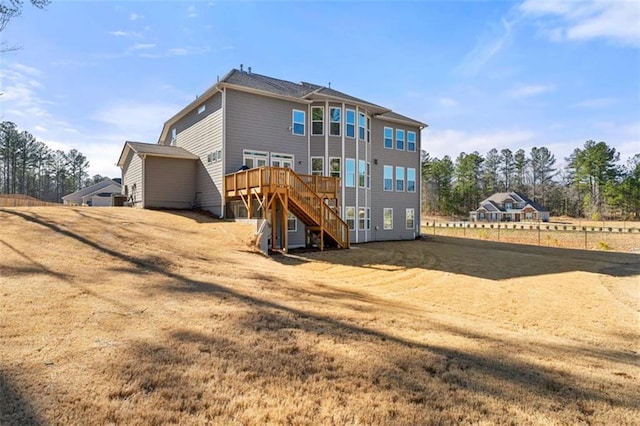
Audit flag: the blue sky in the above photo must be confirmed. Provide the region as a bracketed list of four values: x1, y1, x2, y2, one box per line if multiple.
[1, 0, 638, 178]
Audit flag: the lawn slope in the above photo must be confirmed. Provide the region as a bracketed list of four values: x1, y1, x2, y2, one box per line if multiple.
[1, 207, 638, 425]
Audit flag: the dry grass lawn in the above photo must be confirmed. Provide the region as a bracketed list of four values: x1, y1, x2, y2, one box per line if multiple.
[1, 207, 639, 425]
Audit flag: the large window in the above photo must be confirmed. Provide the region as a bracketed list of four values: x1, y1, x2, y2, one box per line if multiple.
[330, 107, 341, 136]
[396, 129, 405, 150]
[367, 162, 371, 188]
[358, 207, 370, 230]
[384, 127, 393, 149]
[345, 207, 355, 230]
[406, 208, 415, 229]
[345, 109, 355, 138]
[345, 158, 355, 187]
[396, 166, 405, 191]
[329, 157, 341, 178]
[358, 112, 366, 140]
[311, 157, 324, 176]
[288, 212, 297, 232]
[243, 150, 268, 168]
[383, 208, 393, 230]
[312, 107, 324, 135]
[358, 160, 366, 188]
[407, 168, 416, 192]
[367, 117, 371, 142]
[292, 109, 305, 136]
[383, 165, 393, 191]
[407, 131, 416, 152]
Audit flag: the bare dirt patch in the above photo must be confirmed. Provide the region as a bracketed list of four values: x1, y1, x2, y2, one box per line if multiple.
[1, 207, 639, 425]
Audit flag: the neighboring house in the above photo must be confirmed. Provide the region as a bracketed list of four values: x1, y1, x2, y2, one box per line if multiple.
[117, 67, 427, 251]
[470, 192, 550, 222]
[62, 178, 122, 206]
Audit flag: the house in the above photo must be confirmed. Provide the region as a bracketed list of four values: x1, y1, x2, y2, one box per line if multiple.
[470, 192, 550, 222]
[117, 67, 427, 251]
[62, 178, 122, 206]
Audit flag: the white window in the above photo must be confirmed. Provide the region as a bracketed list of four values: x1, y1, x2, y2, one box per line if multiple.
[288, 212, 297, 232]
[367, 162, 371, 188]
[292, 109, 305, 136]
[396, 166, 405, 191]
[358, 160, 366, 188]
[345, 206, 355, 230]
[384, 127, 393, 149]
[345, 109, 355, 138]
[358, 207, 370, 230]
[312, 106, 324, 136]
[358, 112, 366, 140]
[329, 157, 341, 179]
[271, 153, 294, 168]
[407, 168, 416, 192]
[330, 107, 341, 136]
[345, 158, 355, 187]
[406, 208, 415, 229]
[407, 131, 416, 152]
[243, 150, 268, 168]
[170, 128, 177, 146]
[384, 165, 393, 191]
[367, 116, 371, 142]
[396, 129, 405, 150]
[311, 157, 324, 176]
[383, 208, 393, 230]
[197, 104, 206, 114]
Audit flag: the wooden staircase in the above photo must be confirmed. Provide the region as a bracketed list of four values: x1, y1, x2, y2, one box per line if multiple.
[224, 167, 349, 250]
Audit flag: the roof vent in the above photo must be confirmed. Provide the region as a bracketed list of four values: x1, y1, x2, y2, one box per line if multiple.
[248, 66, 252, 74]
[240, 64, 244, 72]
[328, 82, 331, 88]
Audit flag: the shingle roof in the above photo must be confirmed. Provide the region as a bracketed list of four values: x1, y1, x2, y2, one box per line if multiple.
[62, 178, 120, 201]
[117, 141, 199, 167]
[376, 110, 427, 127]
[224, 69, 317, 98]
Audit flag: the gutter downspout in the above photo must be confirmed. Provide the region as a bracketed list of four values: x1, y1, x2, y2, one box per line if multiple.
[220, 87, 226, 219]
[141, 153, 146, 208]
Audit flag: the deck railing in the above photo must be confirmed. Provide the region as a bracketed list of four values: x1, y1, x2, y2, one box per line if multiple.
[224, 167, 348, 248]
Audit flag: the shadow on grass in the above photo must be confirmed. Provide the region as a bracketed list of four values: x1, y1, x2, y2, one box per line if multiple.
[0, 371, 40, 426]
[3, 208, 639, 423]
[284, 235, 640, 280]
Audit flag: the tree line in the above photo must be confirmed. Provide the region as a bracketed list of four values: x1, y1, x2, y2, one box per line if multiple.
[422, 141, 640, 220]
[0, 121, 103, 203]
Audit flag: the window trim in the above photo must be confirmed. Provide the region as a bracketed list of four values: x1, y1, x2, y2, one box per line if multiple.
[383, 165, 393, 192]
[345, 158, 355, 187]
[396, 166, 405, 192]
[270, 152, 295, 168]
[329, 157, 341, 179]
[287, 212, 297, 232]
[197, 104, 206, 115]
[358, 160, 366, 188]
[311, 106, 324, 136]
[243, 149, 269, 169]
[396, 129, 405, 151]
[383, 208, 393, 230]
[384, 127, 393, 149]
[311, 156, 324, 176]
[407, 167, 416, 193]
[345, 108, 356, 138]
[406, 208, 415, 229]
[358, 112, 366, 140]
[407, 131, 416, 152]
[292, 109, 306, 136]
[345, 206, 356, 230]
[358, 207, 370, 231]
[329, 107, 341, 137]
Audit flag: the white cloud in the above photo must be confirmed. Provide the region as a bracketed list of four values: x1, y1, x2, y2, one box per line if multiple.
[130, 43, 156, 51]
[572, 97, 618, 108]
[139, 46, 210, 59]
[130, 13, 142, 21]
[187, 6, 197, 18]
[438, 97, 459, 108]
[423, 128, 536, 158]
[507, 83, 555, 98]
[456, 17, 516, 75]
[108, 30, 129, 37]
[520, 0, 640, 47]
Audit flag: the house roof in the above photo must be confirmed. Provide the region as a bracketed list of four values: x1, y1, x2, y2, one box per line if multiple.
[62, 178, 121, 201]
[477, 191, 550, 213]
[158, 68, 427, 142]
[117, 141, 199, 167]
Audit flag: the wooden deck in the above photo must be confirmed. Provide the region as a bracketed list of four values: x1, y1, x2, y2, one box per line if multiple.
[224, 167, 349, 250]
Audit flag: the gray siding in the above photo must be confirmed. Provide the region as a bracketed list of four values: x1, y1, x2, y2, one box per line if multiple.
[145, 157, 197, 209]
[225, 89, 310, 247]
[174, 93, 224, 215]
[122, 151, 143, 207]
[370, 118, 421, 241]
